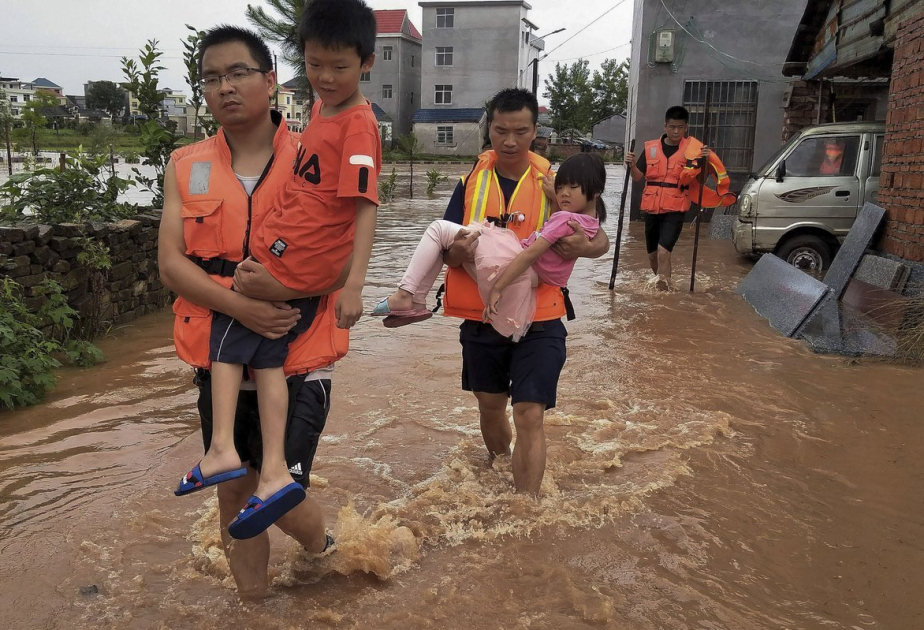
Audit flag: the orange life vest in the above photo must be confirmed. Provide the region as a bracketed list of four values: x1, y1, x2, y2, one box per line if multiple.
[442, 150, 567, 322]
[820, 142, 844, 175]
[680, 137, 737, 208]
[640, 137, 694, 214]
[170, 114, 349, 375]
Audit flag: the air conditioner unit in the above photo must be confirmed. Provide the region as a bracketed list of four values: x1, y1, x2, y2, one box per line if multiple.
[655, 29, 675, 63]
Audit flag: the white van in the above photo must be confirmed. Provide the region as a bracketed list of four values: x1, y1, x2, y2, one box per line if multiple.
[733, 121, 885, 270]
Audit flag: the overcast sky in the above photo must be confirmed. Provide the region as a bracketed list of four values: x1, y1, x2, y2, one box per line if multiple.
[0, 0, 633, 104]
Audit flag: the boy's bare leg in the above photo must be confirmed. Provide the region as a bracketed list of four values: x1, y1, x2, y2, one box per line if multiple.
[252, 367, 295, 499]
[198, 362, 245, 477]
[216, 472, 270, 597]
[511, 401, 546, 495]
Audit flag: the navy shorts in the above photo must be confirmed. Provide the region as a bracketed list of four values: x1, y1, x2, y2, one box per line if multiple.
[209, 297, 320, 369]
[459, 319, 567, 410]
[643, 211, 686, 253]
[195, 370, 331, 488]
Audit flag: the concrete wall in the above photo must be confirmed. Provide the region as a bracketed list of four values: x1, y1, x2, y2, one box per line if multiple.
[627, 0, 806, 219]
[0, 215, 169, 327]
[420, 2, 528, 109]
[415, 121, 484, 156]
[877, 11, 924, 263]
[366, 34, 422, 139]
[593, 114, 627, 145]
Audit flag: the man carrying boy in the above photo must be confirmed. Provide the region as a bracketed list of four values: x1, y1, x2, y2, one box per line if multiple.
[441, 88, 610, 494]
[624, 105, 710, 290]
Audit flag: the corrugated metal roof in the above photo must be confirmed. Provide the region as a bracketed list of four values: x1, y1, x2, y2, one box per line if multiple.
[413, 108, 485, 123]
[371, 102, 392, 121]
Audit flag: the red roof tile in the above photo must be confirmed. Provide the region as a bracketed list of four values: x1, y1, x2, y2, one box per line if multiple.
[373, 9, 422, 40]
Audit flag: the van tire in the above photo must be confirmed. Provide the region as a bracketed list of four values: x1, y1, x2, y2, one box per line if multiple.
[775, 235, 832, 271]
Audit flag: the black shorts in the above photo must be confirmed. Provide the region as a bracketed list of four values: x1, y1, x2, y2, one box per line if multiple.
[643, 211, 686, 253]
[459, 319, 567, 410]
[195, 370, 331, 488]
[209, 297, 320, 369]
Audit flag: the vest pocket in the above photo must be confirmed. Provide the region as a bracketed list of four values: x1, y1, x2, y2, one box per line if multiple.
[172, 296, 212, 368]
[181, 199, 224, 259]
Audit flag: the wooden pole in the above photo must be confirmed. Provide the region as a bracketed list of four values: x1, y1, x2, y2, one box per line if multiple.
[689, 86, 712, 293]
[609, 138, 635, 290]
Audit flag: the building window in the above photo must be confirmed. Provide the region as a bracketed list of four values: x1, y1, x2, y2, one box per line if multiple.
[436, 47, 454, 67]
[12, 108, 20, 116]
[23, 95, 31, 102]
[360, 71, 371, 82]
[683, 80, 759, 172]
[9, 96, 16, 102]
[383, 46, 393, 61]
[296, 112, 302, 120]
[434, 84, 452, 105]
[411, 55, 415, 68]
[410, 92, 414, 103]
[436, 8, 454, 28]
[383, 84, 393, 99]
[286, 96, 291, 104]
[437, 125, 454, 145]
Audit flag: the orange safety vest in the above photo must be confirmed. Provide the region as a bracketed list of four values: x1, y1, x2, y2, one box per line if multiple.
[679, 137, 737, 208]
[442, 150, 567, 322]
[820, 142, 844, 175]
[640, 136, 694, 214]
[169, 114, 349, 375]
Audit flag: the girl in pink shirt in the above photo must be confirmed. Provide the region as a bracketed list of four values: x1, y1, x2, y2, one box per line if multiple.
[373, 153, 607, 340]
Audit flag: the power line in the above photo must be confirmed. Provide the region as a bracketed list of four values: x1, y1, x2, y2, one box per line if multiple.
[0, 50, 184, 60]
[548, 41, 631, 63]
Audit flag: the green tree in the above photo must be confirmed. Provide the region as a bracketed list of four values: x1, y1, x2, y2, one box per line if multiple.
[85, 80, 126, 120]
[121, 40, 179, 208]
[592, 57, 629, 124]
[183, 24, 207, 140]
[121, 40, 166, 120]
[543, 60, 594, 134]
[20, 91, 59, 155]
[0, 86, 13, 175]
[397, 132, 423, 199]
[246, 0, 315, 114]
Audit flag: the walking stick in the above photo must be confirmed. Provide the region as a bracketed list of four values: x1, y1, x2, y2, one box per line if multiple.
[689, 87, 712, 293]
[608, 138, 635, 290]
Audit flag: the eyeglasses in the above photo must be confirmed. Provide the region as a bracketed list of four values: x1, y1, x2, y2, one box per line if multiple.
[199, 67, 267, 92]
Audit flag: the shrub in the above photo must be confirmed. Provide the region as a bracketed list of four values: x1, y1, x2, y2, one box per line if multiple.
[379, 167, 398, 203]
[425, 169, 449, 198]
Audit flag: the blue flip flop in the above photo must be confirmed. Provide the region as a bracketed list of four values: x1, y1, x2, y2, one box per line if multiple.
[174, 462, 247, 496]
[228, 482, 306, 540]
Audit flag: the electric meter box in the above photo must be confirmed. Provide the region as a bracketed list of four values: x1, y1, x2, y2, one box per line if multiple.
[654, 29, 675, 63]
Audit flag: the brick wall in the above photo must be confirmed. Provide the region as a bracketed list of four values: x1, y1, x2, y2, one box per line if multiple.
[782, 80, 828, 142]
[877, 11, 924, 263]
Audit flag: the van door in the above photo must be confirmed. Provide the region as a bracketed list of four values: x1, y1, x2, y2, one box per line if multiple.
[865, 133, 884, 206]
[755, 134, 862, 244]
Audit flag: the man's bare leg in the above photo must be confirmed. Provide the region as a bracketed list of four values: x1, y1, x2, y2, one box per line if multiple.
[474, 391, 512, 461]
[648, 251, 659, 275]
[216, 472, 270, 597]
[657, 245, 672, 291]
[275, 494, 328, 553]
[511, 401, 547, 494]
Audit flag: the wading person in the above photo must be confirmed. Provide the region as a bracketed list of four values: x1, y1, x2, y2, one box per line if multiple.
[416, 88, 608, 494]
[624, 106, 710, 291]
[159, 24, 355, 595]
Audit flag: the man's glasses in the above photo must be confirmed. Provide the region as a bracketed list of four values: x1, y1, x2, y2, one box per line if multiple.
[199, 67, 268, 92]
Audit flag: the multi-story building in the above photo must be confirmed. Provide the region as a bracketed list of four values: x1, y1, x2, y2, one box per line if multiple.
[627, 0, 807, 219]
[363, 9, 423, 141]
[415, 0, 541, 155]
[273, 83, 301, 131]
[1, 76, 36, 118]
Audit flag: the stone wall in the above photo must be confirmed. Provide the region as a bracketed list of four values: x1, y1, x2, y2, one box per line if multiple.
[0, 213, 169, 329]
[877, 11, 924, 264]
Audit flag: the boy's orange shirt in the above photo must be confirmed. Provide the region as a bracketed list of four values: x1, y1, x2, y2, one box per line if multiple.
[252, 100, 382, 294]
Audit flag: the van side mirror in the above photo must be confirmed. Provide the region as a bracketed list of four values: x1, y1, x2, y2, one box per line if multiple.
[775, 161, 786, 183]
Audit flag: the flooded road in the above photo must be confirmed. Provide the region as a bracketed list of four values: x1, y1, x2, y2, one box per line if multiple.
[1, 166, 923, 629]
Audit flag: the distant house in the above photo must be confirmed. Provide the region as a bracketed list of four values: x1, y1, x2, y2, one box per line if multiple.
[2, 76, 36, 118]
[32, 77, 64, 101]
[366, 9, 422, 140]
[371, 102, 394, 145]
[592, 112, 626, 147]
[412, 107, 485, 156]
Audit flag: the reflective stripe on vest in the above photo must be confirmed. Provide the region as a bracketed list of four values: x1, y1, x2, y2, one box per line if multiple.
[444, 150, 566, 323]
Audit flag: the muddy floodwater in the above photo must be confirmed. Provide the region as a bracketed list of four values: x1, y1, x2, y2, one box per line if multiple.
[1, 166, 922, 629]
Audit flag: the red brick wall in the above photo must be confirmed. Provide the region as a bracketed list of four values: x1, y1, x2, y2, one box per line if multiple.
[877, 11, 924, 263]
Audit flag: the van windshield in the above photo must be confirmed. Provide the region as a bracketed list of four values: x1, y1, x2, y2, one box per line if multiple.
[754, 142, 792, 178]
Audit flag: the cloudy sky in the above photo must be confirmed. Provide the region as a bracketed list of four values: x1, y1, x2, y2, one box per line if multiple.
[0, 0, 634, 104]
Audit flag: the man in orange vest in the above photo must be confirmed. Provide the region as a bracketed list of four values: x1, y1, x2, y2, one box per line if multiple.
[158, 27, 348, 595]
[625, 106, 710, 290]
[819, 140, 845, 175]
[442, 88, 610, 494]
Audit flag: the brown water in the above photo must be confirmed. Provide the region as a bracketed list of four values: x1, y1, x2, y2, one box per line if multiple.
[2, 166, 923, 629]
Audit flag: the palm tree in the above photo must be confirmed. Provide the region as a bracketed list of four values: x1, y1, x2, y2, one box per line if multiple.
[246, 0, 315, 115]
